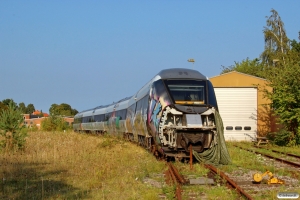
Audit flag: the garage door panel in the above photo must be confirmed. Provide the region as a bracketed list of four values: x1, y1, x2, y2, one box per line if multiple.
[214, 87, 257, 141]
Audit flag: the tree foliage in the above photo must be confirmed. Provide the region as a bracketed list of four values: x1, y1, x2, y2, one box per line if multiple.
[261, 9, 290, 67]
[260, 10, 300, 145]
[0, 102, 8, 113]
[0, 101, 27, 152]
[219, 9, 300, 146]
[2, 99, 17, 108]
[290, 32, 300, 53]
[220, 58, 265, 78]
[26, 103, 35, 114]
[41, 115, 71, 131]
[18, 102, 26, 114]
[49, 103, 78, 116]
[263, 59, 300, 145]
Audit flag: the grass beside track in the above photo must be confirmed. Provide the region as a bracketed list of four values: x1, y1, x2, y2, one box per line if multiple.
[0, 131, 165, 199]
[1, 132, 300, 199]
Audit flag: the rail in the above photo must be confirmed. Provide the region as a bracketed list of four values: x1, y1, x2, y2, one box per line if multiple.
[204, 164, 254, 200]
[234, 145, 300, 168]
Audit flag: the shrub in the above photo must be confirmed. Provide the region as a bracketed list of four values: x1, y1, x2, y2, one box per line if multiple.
[0, 102, 27, 152]
[267, 129, 295, 146]
[41, 115, 71, 131]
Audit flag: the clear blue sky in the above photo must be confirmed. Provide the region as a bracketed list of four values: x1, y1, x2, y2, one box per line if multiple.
[1, 1, 299, 113]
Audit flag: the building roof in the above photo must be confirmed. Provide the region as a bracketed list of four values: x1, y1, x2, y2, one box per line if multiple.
[32, 110, 49, 117]
[210, 71, 266, 81]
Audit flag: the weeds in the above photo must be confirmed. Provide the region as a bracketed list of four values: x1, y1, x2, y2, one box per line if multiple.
[0, 131, 164, 199]
[1, 132, 299, 199]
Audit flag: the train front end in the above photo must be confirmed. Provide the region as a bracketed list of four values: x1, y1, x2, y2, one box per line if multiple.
[147, 69, 220, 159]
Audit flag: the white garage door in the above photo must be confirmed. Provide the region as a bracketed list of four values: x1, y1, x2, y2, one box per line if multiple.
[214, 87, 257, 141]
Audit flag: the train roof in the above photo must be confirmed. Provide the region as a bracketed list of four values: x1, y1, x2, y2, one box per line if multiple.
[157, 68, 207, 80]
[76, 68, 208, 115]
[77, 96, 132, 114]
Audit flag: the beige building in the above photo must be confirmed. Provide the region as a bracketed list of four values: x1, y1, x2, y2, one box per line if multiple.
[210, 71, 272, 140]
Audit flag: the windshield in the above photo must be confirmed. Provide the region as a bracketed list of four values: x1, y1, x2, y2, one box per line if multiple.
[164, 80, 206, 105]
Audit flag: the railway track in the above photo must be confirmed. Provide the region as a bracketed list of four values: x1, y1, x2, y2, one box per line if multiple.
[203, 164, 254, 200]
[233, 144, 300, 168]
[164, 162, 186, 200]
[164, 162, 254, 200]
[254, 145, 300, 159]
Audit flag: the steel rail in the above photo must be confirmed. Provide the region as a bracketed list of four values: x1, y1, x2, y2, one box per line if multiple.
[204, 164, 254, 200]
[168, 162, 186, 184]
[254, 146, 300, 159]
[234, 145, 300, 168]
[165, 162, 186, 200]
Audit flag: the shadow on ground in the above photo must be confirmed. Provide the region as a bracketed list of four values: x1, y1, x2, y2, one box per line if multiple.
[0, 161, 91, 199]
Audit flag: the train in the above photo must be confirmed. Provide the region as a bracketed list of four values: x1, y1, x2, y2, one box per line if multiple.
[73, 68, 231, 163]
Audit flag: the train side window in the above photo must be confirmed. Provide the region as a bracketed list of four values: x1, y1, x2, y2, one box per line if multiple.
[105, 112, 112, 121]
[116, 109, 127, 120]
[235, 126, 242, 130]
[94, 115, 100, 122]
[226, 126, 233, 130]
[244, 126, 251, 130]
[82, 116, 89, 123]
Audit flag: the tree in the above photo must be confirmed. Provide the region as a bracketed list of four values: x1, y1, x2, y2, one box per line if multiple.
[18, 102, 26, 114]
[290, 32, 300, 53]
[49, 104, 58, 116]
[263, 60, 300, 145]
[261, 10, 300, 145]
[0, 101, 27, 152]
[49, 103, 78, 116]
[220, 58, 265, 78]
[26, 103, 35, 114]
[0, 102, 8, 113]
[290, 31, 300, 61]
[2, 99, 17, 108]
[261, 9, 290, 67]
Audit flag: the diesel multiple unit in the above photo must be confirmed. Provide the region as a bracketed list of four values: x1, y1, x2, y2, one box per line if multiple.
[73, 68, 220, 159]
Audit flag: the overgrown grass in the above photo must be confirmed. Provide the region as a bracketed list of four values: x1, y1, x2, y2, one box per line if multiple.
[219, 141, 300, 200]
[1, 132, 299, 199]
[237, 141, 300, 156]
[0, 131, 165, 199]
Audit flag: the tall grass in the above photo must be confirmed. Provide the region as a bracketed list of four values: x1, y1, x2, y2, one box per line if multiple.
[2, 132, 299, 200]
[0, 131, 165, 199]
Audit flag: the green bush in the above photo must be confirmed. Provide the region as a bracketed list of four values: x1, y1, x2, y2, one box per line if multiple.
[41, 115, 71, 131]
[0, 102, 27, 152]
[267, 129, 294, 146]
